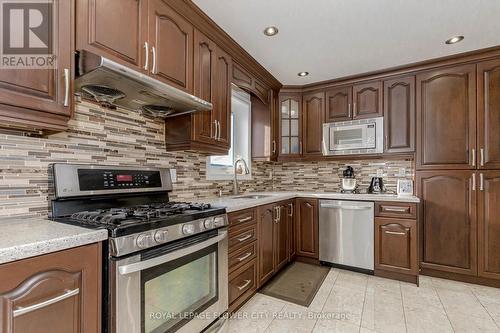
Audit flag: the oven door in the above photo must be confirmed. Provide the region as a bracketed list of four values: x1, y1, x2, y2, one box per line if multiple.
[111, 228, 228, 333]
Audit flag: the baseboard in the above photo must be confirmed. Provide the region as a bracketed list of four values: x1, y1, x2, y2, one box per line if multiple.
[375, 269, 418, 285]
[421, 268, 500, 288]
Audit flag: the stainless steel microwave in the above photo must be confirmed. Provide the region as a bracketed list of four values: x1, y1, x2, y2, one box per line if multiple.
[322, 117, 384, 155]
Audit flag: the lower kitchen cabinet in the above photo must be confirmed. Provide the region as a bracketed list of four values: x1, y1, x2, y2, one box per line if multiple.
[287, 200, 297, 260]
[375, 217, 418, 278]
[258, 204, 275, 285]
[478, 171, 500, 280]
[296, 198, 319, 259]
[0, 243, 102, 333]
[228, 259, 258, 312]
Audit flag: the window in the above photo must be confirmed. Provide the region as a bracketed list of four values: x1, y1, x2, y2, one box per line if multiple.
[206, 86, 252, 180]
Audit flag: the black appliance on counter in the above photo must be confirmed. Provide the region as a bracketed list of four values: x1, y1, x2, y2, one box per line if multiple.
[50, 163, 228, 333]
[368, 177, 386, 193]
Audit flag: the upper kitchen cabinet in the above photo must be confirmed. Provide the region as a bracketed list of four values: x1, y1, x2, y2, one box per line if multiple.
[148, 0, 193, 92]
[279, 92, 302, 159]
[302, 91, 325, 156]
[352, 81, 383, 119]
[0, 0, 72, 132]
[325, 86, 352, 122]
[232, 62, 271, 104]
[477, 59, 500, 169]
[251, 92, 275, 161]
[165, 30, 231, 154]
[416, 64, 477, 170]
[76, 0, 147, 71]
[383, 75, 416, 153]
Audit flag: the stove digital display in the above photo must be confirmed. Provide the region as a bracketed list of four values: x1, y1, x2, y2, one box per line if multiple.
[116, 174, 133, 182]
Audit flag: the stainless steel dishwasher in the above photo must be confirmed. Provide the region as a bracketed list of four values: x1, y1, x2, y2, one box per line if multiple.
[319, 200, 374, 272]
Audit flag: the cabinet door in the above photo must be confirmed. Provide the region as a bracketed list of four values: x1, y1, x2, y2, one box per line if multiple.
[213, 46, 232, 149]
[252, 95, 272, 160]
[478, 171, 500, 280]
[279, 93, 302, 158]
[0, 244, 101, 333]
[302, 92, 325, 156]
[275, 205, 289, 271]
[0, 0, 72, 131]
[76, 0, 147, 70]
[417, 171, 477, 276]
[478, 59, 500, 169]
[258, 205, 275, 285]
[192, 29, 216, 145]
[148, 0, 193, 92]
[296, 198, 319, 258]
[375, 217, 418, 275]
[288, 201, 296, 260]
[383, 76, 416, 153]
[352, 81, 383, 119]
[325, 86, 352, 122]
[416, 64, 477, 169]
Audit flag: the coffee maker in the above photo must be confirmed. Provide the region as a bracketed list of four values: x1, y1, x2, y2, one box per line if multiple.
[368, 177, 386, 193]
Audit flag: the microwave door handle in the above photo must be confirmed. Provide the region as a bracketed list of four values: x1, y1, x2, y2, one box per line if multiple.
[118, 230, 228, 275]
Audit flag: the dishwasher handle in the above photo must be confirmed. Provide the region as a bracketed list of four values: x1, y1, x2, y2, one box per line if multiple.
[320, 203, 373, 210]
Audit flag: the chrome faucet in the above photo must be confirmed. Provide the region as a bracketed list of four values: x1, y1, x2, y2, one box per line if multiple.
[233, 157, 250, 195]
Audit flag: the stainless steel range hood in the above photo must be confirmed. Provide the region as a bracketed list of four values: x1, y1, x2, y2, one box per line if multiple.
[74, 50, 212, 118]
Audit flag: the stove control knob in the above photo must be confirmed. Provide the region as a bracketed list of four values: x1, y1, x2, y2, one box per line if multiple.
[154, 230, 169, 243]
[203, 218, 215, 229]
[213, 216, 226, 227]
[136, 234, 152, 249]
[182, 224, 195, 235]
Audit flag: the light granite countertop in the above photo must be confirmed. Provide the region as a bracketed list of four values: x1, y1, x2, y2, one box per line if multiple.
[0, 217, 108, 265]
[207, 191, 420, 213]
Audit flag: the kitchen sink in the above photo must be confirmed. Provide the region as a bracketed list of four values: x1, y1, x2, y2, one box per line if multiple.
[232, 194, 271, 200]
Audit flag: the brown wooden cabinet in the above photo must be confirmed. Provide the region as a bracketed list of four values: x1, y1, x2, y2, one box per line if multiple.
[76, 0, 147, 71]
[258, 204, 276, 285]
[383, 76, 415, 153]
[279, 92, 302, 158]
[148, 0, 193, 92]
[302, 92, 325, 156]
[252, 91, 277, 161]
[296, 198, 319, 259]
[325, 86, 352, 122]
[275, 204, 289, 272]
[477, 59, 500, 169]
[416, 64, 477, 170]
[478, 171, 500, 280]
[375, 215, 418, 281]
[0, 243, 101, 333]
[288, 200, 297, 261]
[213, 45, 232, 148]
[417, 171, 477, 276]
[0, 0, 73, 131]
[352, 81, 383, 119]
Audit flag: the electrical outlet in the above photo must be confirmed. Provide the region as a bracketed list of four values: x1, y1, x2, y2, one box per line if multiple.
[377, 169, 384, 177]
[170, 169, 177, 183]
[398, 167, 406, 177]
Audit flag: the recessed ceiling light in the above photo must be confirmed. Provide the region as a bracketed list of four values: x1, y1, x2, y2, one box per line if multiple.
[445, 35, 464, 44]
[263, 26, 279, 36]
[297, 71, 309, 77]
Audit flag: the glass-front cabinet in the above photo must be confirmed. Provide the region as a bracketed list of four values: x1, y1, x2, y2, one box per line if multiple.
[279, 92, 302, 158]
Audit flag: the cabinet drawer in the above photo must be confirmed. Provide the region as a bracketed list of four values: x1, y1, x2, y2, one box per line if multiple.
[229, 224, 257, 252]
[375, 202, 417, 219]
[228, 208, 256, 227]
[228, 259, 257, 305]
[229, 241, 257, 272]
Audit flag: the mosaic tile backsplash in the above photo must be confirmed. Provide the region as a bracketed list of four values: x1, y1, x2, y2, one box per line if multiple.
[0, 101, 414, 217]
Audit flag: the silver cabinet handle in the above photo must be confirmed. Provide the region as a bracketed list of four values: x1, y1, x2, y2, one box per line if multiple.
[471, 148, 476, 167]
[348, 103, 351, 117]
[237, 216, 253, 224]
[237, 252, 252, 262]
[63, 68, 70, 107]
[274, 206, 280, 223]
[480, 148, 484, 166]
[480, 173, 484, 191]
[353, 102, 357, 115]
[13, 288, 80, 317]
[384, 231, 406, 236]
[272, 140, 277, 154]
[236, 233, 252, 242]
[237, 279, 252, 291]
[151, 46, 157, 74]
[143, 42, 149, 70]
[320, 204, 372, 210]
[299, 141, 303, 154]
[383, 207, 408, 213]
[217, 121, 221, 141]
[472, 173, 476, 191]
[213, 120, 218, 139]
[288, 203, 293, 217]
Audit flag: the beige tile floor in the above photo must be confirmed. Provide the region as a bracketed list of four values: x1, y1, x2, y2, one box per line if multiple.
[228, 268, 500, 333]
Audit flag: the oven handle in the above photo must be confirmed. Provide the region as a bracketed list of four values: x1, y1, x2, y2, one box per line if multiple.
[118, 230, 228, 275]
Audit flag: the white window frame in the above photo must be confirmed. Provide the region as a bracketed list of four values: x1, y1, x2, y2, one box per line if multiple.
[206, 86, 252, 181]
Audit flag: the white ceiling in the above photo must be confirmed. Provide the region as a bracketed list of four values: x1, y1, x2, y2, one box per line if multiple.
[193, 0, 500, 85]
